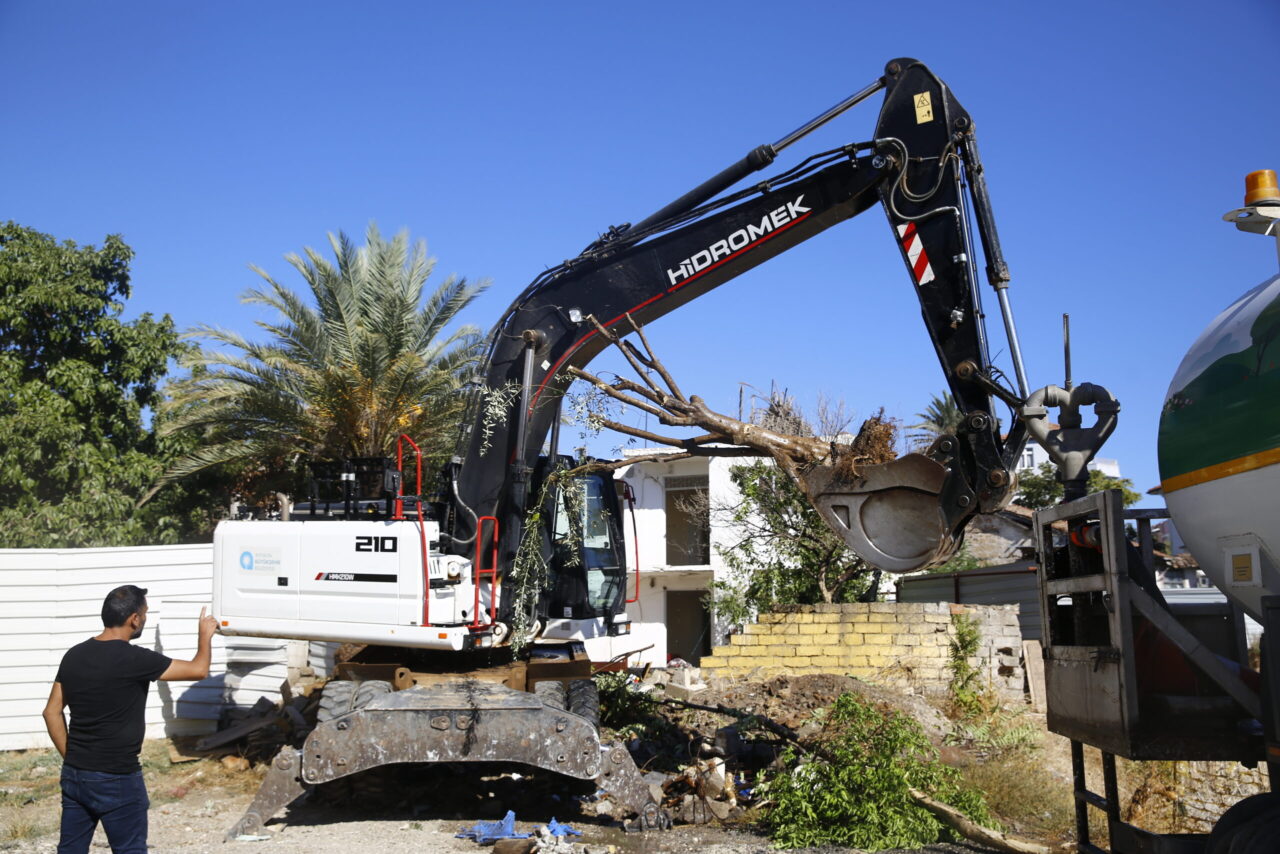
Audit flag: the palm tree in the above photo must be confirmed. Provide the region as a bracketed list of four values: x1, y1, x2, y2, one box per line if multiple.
[907, 391, 963, 449]
[158, 224, 489, 497]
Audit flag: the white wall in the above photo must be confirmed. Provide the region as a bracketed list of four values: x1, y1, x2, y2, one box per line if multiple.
[0, 544, 330, 752]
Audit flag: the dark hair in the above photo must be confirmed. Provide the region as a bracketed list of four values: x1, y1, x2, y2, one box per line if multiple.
[101, 585, 148, 628]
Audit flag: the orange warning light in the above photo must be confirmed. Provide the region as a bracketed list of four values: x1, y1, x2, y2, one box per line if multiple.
[1245, 170, 1280, 206]
[221, 620, 229, 627]
[438, 632, 448, 639]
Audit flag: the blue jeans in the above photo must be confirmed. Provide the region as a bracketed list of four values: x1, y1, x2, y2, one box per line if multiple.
[58, 765, 149, 854]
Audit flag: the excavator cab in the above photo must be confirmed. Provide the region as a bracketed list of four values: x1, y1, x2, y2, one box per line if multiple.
[536, 461, 632, 634]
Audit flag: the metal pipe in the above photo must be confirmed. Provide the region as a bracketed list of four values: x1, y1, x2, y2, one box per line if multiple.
[513, 338, 538, 471]
[771, 78, 886, 153]
[1063, 313, 1073, 391]
[996, 286, 1031, 398]
[629, 77, 885, 235]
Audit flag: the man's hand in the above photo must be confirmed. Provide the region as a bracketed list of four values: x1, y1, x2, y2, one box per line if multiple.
[198, 606, 218, 642]
[160, 607, 217, 682]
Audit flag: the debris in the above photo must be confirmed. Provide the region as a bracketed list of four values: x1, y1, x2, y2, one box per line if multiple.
[663, 666, 708, 700]
[456, 810, 530, 845]
[220, 755, 251, 772]
[195, 684, 321, 758]
[541, 818, 581, 837]
[493, 839, 537, 854]
[196, 713, 279, 751]
[232, 834, 272, 842]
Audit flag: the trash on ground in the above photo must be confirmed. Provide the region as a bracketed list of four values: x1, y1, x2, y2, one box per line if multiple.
[456, 810, 530, 844]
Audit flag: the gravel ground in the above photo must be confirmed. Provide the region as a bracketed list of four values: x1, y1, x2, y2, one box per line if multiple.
[1, 789, 1002, 854]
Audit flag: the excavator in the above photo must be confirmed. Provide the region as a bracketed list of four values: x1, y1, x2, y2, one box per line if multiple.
[215, 57, 1067, 839]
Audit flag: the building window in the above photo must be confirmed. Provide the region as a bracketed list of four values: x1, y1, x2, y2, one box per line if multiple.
[665, 475, 710, 565]
[1021, 449, 1036, 469]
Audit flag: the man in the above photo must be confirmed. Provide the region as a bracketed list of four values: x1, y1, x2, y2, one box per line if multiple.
[42, 585, 218, 854]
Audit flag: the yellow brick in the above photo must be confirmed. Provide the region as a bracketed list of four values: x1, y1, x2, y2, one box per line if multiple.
[864, 652, 890, 668]
[732, 634, 760, 646]
[792, 612, 814, 624]
[797, 623, 829, 635]
[867, 612, 896, 623]
[861, 623, 891, 634]
[744, 623, 770, 635]
[700, 656, 727, 669]
[791, 656, 814, 669]
[759, 613, 787, 624]
[755, 656, 786, 668]
[840, 632, 864, 645]
[811, 655, 841, 667]
[792, 645, 825, 658]
[765, 645, 797, 657]
[812, 613, 840, 624]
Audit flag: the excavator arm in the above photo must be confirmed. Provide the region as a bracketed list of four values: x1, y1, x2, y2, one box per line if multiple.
[444, 58, 1030, 574]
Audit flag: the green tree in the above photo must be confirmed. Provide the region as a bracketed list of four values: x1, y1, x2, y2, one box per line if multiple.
[707, 460, 879, 626]
[908, 390, 963, 448]
[0, 222, 200, 546]
[1014, 460, 1141, 510]
[160, 225, 489, 500]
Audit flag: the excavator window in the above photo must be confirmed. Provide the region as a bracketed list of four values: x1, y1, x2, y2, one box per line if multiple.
[550, 473, 627, 616]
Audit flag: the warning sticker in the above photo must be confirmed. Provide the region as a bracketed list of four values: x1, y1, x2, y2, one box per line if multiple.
[1232, 552, 1254, 583]
[914, 92, 934, 124]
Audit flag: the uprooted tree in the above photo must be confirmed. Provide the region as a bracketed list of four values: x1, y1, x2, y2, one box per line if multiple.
[555, 313, 898, 485]
[534, 313, 901, 623]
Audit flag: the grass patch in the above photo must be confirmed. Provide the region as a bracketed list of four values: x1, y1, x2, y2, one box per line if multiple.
[1, 807, 50, 842]
[956, 750, 1075, 843]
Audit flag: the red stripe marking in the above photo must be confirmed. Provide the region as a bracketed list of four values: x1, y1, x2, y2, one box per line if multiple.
[527, 211, 813, 413]
[902, 221, 917, 240]
[315, 573, 323, 580]
[913, 251, 931, 280]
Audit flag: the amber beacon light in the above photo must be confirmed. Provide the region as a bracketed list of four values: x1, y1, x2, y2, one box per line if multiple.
[1244, 169, 1280, 206]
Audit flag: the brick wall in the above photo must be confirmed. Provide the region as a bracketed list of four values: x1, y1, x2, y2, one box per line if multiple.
[1172, 762, 1269, 831]
[700, 602, 1025, 701]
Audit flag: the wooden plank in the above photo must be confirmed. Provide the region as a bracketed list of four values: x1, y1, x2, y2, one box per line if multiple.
[1022, 639, 1046, 713]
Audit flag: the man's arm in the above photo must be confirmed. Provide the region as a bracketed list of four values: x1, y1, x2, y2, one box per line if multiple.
[160, 607, 219, 682]
[43, 682, 67, 758]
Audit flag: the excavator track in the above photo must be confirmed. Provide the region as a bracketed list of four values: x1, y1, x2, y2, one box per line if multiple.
[225, 681, 666, 840]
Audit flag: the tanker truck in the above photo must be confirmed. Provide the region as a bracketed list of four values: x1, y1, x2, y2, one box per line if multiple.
[1032, 169, 1280, 854]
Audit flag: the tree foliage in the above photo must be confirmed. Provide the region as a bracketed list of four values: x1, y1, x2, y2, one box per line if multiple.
[0, 222, 206, 546]
[908, 390, 963, 448]
[160, 225, 488, 500]
[761, 692, 996, 849]
[1014, 460, 1141, 510]
[707, 459, 879, 626]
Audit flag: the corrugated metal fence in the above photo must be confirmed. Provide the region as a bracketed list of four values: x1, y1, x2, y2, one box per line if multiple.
[896, 562, 1262, 646]
[897, 562, 1043, 640]
[0, 544, 332, 751]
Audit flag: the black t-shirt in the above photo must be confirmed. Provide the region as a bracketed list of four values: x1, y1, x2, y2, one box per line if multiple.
[55, 639, 172, 773]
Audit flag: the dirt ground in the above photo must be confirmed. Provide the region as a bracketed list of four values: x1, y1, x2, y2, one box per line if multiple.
[1, 783, 1003, 854]
[1, 671, 1156, 853]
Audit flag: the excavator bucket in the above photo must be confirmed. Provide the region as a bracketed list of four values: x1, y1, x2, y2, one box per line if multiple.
[797, 452, 958, 573]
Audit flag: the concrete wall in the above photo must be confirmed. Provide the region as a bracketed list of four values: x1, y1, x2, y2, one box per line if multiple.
[0, 544, 333, 751]
[699, 602, 1025, 701]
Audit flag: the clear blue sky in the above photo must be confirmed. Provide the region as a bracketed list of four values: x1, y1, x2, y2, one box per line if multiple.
[4, 1, 1278, 505]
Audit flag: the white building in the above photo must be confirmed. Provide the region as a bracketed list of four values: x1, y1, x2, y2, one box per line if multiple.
[602, 450, 745, 669]
[1015, 436, 1121, 479]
